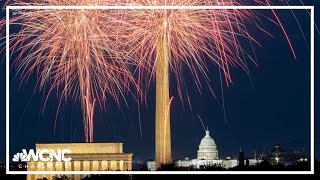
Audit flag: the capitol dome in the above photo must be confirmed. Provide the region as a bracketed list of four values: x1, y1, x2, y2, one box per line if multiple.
[197, 130, 219, 160]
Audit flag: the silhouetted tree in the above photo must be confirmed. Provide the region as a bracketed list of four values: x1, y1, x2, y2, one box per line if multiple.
[52, 175, 71, 180]
[257, 160, 285, 170]
[286, 161, 310, 171]
[199, 164, 225, 171]
[157, 162, 177, 171]
[81, 174, 132, 180]
[36, 178, 48, 180]
[135, 163, 149, 171]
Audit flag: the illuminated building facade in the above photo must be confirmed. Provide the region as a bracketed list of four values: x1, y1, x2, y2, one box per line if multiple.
[149, 130, 225, 170]
[26, 143, 133, 180]
[147, 130, 263, 170]
[267, 145, 308, 165]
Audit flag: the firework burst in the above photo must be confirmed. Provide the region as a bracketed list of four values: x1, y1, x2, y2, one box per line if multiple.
[5, 0, 141, 142]
[109, 0, 297, 166]
[115, 0, 296, 100]
[3, 0, 299, 165]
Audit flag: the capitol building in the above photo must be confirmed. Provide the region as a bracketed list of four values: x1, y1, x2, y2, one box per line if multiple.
[197, 130, 219, 159]
[147, 129, 259, 170]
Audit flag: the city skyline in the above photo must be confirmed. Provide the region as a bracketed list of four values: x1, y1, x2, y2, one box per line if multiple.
[0, 2, 319, 167]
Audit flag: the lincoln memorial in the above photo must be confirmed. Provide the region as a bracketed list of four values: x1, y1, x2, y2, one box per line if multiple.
[26, 143, 133, 180]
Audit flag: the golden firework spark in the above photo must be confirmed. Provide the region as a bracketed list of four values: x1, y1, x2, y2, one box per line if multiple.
[3, 1, 298, 166]
[5, 0, 141, 142]
[111, 0, 297, 166]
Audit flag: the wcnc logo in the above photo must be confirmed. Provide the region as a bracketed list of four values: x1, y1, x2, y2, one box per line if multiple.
[12, 149, 72, 162]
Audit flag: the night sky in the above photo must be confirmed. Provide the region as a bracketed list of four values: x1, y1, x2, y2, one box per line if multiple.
[1, 2, 320, 164]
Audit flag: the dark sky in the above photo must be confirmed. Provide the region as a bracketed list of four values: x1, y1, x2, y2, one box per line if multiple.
[1, 2, 320, 163]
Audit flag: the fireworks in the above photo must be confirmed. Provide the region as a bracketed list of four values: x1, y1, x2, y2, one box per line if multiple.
[110, 0, 296, 166]
[4, 1, 298, 165]
[5, 0, 141, 142]
[115, 0, 296, 100]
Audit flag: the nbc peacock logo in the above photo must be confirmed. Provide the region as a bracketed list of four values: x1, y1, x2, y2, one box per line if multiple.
[12, 152, 28, 162]
[12, 149, 72, 162]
